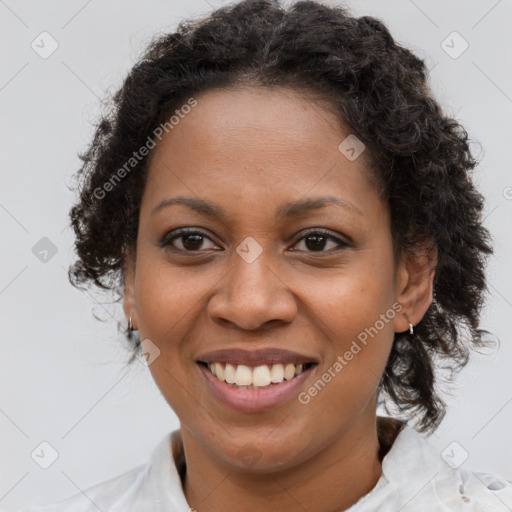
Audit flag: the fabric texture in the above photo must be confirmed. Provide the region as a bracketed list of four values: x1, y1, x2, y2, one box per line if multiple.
[19, 418, 512, 512]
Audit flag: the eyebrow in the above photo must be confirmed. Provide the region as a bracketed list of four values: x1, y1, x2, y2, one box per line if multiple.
[151, 195, 365, 219]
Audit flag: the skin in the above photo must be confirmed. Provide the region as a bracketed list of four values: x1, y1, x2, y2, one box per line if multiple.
[122, 86, 436, 511]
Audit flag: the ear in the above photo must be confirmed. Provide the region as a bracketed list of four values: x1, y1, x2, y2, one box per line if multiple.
[122, 245, 138, 330]
[393, 239, 437, 333]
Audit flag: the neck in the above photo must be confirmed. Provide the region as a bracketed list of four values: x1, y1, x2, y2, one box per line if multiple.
[177, 413, 402, 512]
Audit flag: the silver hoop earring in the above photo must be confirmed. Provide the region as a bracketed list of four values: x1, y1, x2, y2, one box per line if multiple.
[409, 323, 414, 335]
[128, 314, 133, 332]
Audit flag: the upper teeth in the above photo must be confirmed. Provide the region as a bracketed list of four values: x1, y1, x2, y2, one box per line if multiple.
[207, 362, 304, 387]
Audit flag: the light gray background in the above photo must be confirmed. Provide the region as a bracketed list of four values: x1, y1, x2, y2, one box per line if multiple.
[1, 0, 511, 510]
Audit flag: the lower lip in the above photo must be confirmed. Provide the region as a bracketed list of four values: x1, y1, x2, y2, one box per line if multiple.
[198, 363, 315, 412]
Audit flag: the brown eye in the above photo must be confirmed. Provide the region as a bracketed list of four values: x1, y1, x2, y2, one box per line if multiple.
[161, 229, 219, 252]
[291, 230, 350, 253]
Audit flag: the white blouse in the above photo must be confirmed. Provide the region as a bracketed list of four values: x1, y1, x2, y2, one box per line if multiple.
[19, 423, 512, 512]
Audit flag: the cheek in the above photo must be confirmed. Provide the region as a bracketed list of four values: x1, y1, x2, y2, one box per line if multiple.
[299, 289, 395, 426]
[134, 259, 203, 340]
[303, 261, 397, 394]
[306, 259, 396, 338]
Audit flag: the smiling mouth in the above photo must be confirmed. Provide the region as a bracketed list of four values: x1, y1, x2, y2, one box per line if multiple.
[197, 361, 317, 389]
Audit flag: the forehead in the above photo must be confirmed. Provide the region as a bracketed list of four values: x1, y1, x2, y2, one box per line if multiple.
[142, 86, 384, 223]
[153, 86, 355, 162]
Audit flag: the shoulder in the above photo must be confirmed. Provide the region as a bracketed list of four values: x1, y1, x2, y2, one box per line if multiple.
[371, 422, 512, 511]
[422, 468, 512, 511]
[16, 431, 181, 512]
[17, 463, 150, 512]
[455, 469, 512, 510]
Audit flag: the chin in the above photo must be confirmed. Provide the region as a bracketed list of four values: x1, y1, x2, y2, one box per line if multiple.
[213, 432, 313, 474]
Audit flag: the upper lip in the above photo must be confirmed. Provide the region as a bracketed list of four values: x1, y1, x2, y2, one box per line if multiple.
[196, 348, 318, 367]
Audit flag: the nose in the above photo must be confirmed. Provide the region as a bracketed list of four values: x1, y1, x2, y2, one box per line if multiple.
[207, 247, 298, 331]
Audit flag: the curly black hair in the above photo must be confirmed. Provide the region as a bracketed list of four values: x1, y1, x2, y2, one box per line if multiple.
[68, 0, 495, 434]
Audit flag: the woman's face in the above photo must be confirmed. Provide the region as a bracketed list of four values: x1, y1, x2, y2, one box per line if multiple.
[123, 86, 433, 472]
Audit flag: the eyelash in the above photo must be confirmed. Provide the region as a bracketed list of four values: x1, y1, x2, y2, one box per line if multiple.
[160, 228, 350, 254]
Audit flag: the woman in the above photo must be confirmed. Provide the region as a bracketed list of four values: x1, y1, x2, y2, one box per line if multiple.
[20, 0, 512, 510]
